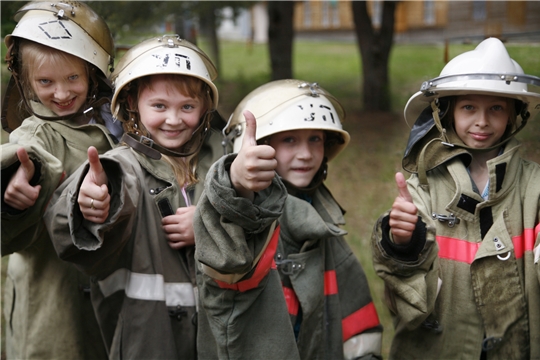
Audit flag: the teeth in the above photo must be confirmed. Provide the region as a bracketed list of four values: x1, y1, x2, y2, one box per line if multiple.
[57, 99, 74, 107]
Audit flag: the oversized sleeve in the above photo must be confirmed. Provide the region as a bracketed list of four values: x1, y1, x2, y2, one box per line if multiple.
[44, 151, 140, 277]
[371, 174, 441, 330]
[194, 154, 287, 279]
[194, 154, 300, 360]
[1, 122, 65, 254]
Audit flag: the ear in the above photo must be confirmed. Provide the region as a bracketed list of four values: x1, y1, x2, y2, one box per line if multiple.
[127, 94, 136, 110]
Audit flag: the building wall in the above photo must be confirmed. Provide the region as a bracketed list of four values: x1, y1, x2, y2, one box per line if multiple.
[217, 1, 540, 44]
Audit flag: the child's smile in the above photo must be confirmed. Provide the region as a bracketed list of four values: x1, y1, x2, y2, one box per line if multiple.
[137, 75, 204, 151]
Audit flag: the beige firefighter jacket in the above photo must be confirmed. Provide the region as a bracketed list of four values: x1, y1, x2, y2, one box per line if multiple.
[195, 154, 382, 360]
[1, 109, 119, 360]
[372, 138, 540, 359]
[44, 128, 224, 359]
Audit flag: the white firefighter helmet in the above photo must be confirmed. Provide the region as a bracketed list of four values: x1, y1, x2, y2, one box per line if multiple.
[404, 37, 540, 127]
[110, 35, 219, 121]
[2, 1, 114, 132]
[226, 79, 350, 161]
[5, 1, 114, 78]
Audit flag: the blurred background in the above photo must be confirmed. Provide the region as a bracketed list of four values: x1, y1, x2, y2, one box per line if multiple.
[1, 1, 540, 358]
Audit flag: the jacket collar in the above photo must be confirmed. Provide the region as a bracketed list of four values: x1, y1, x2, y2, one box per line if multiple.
[444, 137, 521, 221]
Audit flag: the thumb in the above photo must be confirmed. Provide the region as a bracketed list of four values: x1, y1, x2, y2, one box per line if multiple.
[87, 146, 106, 186]
[242, 110, 258, 148]
[16, 147, 34, 181]
[395, 172, 413, 203]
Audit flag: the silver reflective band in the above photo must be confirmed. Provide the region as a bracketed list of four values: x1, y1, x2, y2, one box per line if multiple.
[420, 73, 540, 93]
[343, 332, 382, 360]
[98, 268, 196, 307]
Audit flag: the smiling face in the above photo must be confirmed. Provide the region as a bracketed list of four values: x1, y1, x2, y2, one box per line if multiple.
[27, 52, 89, 117]
[267, 129, 325, 188]
[452, 94, 512, 150]
[136, 75, 205, 151]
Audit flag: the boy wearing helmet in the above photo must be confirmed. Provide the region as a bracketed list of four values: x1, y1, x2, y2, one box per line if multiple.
[372, 38, 540, 359]
[1, 2, 121, 359]
[194, 79, 383, 359]
[45, 35, 230, 359]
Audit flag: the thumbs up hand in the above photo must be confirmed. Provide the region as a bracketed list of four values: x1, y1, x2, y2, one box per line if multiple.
[4, 147, 41, 210]
[78, 146, 110, 223]
[389, 172, 418, 245]
[230, 110, 277, 201]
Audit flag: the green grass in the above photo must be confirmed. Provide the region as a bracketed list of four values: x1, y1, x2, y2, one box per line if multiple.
[2, 38, 540, 359]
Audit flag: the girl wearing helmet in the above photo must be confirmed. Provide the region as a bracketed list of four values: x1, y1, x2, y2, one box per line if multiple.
[45, 35, 231, 359]
[1, 2, 120, 359]
[194, 79, 383, 359]
[372, 38, 540, 359]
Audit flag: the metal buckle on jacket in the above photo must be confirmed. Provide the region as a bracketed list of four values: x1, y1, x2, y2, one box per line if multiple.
[168, 305, 187, 322]
[432, 212, 460, 227]
[482, 336, 503, 351]
[140, 135, 154, 148]
[275, 257, 303, 275]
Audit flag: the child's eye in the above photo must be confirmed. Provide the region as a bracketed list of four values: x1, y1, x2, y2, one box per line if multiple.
[282, 137, 295, 143]
[153, 104, 166, 110]
[182, 104, 195, 110]
[38, 79, 51, 85]
[309, 135, 323, 143]
[491, 104, 504, 111]
[68, 74, 79, 81]
[463, 104, 474, 111]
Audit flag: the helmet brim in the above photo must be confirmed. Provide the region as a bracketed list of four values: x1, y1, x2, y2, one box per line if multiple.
[404, 87, 540, 128]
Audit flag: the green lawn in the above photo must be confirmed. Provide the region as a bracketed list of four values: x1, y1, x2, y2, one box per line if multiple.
[2, 38, 539, 359]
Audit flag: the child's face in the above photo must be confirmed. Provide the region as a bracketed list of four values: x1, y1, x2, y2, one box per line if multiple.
[137, 76, 205, 151]
[30, 56, 89, 117]
[268, 129, 325, 188]
[453, 94, 510, 149]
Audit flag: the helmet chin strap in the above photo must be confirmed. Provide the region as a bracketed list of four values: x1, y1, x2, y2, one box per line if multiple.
[8, 62, 111, 124]
[417, 99, 529, 186]
[122, 113, 210, 160]
[430, 99, 529, 153]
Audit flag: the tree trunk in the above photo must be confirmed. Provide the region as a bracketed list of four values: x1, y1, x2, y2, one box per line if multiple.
[267, 1, 294, 80]
[352, 1, 397, 112]
[199, 6, 221, 74]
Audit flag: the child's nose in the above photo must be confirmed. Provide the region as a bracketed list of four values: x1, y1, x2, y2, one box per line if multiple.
[297, 142, 312, 159]
[54, 84, 71, 100]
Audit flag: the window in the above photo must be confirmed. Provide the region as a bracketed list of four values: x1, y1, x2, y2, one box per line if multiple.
[424, 0, 435, 25]
[473, 1, 487, 21]
[303, 1, 312, 28]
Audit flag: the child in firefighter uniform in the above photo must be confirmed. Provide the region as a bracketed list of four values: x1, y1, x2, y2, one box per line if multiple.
[44, 35, 226, 359]
[372, 37, 540, 359]
[1, 2, 121, 358]
[194, 79, 383, 359]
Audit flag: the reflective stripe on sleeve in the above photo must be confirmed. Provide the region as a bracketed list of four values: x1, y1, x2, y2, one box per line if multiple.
[98, 268, 196, 307]
[213, 225, 280, 292]
[342, 302, 380, 342]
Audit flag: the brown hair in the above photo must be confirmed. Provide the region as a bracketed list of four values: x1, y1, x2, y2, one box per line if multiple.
[121, 73, 213, 186]
[445, 95, 517, 132]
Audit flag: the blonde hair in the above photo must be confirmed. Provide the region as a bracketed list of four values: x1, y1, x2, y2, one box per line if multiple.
[121, 74, 213, 186]
[17, 39, 105, 122]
